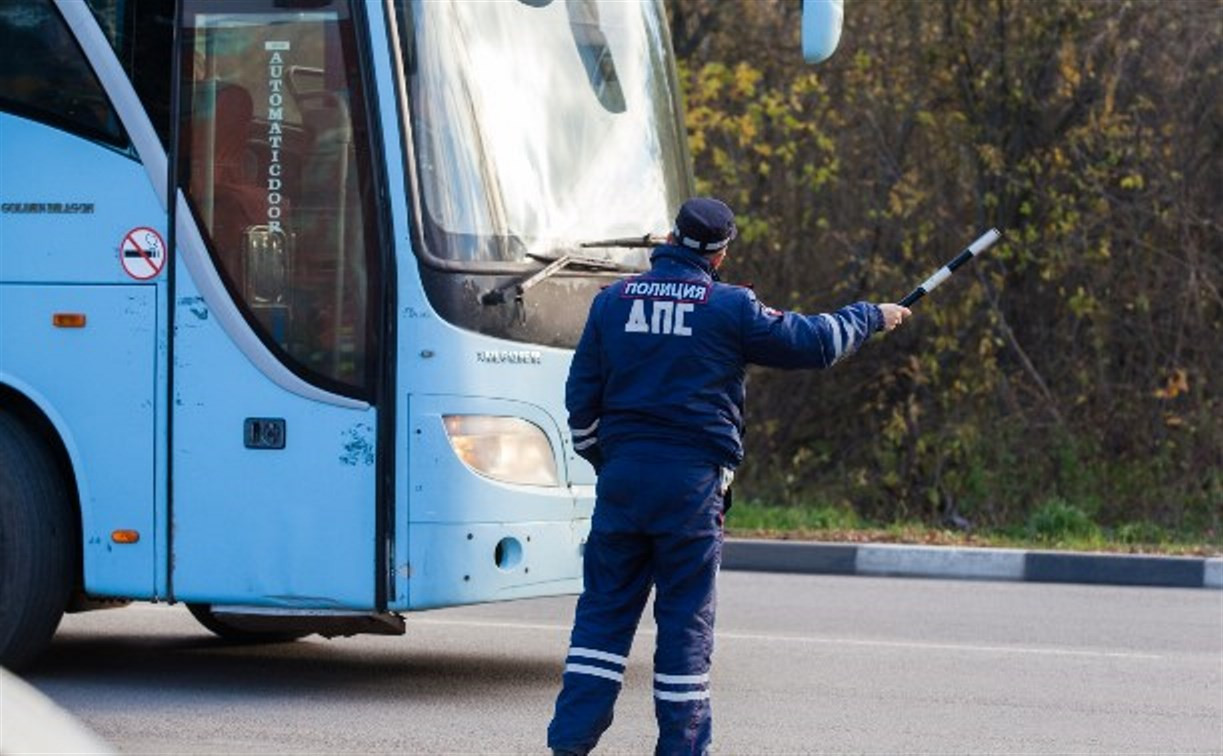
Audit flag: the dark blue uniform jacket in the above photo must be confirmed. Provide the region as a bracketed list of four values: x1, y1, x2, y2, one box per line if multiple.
[566, 244, 883, 471]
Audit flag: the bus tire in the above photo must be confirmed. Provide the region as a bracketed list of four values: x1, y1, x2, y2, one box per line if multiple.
[186, 604, 308, 643]
[0, 410, 75, 670]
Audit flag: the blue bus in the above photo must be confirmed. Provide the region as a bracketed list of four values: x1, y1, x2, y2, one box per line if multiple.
[0, 0, 841, 668]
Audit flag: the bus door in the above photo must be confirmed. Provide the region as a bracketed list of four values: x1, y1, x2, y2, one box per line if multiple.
[168, 0, 389, 609]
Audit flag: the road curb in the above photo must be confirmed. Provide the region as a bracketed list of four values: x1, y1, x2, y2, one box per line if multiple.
[723, 538, 1223, 589]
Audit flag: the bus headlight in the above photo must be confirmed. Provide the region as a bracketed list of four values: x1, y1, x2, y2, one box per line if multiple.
[443, 415, 560, 487]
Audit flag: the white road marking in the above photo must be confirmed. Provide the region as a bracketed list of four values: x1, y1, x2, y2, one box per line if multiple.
[406, 618, 1163, 660]
[119, 605, 1163, 659]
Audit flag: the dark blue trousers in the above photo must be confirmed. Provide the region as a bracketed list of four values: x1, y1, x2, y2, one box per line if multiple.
[548, 455, 725, 755]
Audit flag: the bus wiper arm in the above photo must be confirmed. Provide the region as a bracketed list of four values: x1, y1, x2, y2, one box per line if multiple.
[579, 234, 666, 249]
[480, 253, 629, 306]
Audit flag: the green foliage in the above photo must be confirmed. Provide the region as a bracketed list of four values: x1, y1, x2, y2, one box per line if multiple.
[1026, 499, 1100, 542]
[726, 498, 862, 533]
[1114, 521, 1167, 546]
[670, 0, 1222, 535]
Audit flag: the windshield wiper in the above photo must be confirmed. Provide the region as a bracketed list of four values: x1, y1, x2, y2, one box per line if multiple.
[579, 233, 666, 249]
[480, 252, 633, 306]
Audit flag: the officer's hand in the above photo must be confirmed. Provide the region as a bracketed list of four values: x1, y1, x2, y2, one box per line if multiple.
[878, 303, 911, 332]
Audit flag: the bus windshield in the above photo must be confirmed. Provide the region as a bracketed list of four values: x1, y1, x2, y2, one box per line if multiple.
[397, 0, 691, 267]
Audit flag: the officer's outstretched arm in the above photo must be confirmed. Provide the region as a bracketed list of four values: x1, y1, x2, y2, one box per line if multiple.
[565, 297, 606, 470]
[742, 293, 884, 369]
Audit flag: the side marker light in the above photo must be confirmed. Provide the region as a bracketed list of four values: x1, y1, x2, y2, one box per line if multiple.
[111, 530, 140, 544]
[53, 313, 87, 328]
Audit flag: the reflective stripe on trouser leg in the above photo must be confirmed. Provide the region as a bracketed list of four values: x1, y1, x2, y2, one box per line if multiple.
[650, 466, 723, 756]
[548, 501, 654, 755]
[565, 647, 628, 684]
[548, 644, 629, 755]
[654, 672, 710, 703]
[651, 561, 717, 756]
[653, 672, 713, 756]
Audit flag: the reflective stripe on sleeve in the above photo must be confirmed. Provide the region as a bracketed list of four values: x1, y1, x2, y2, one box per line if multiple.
[574, 437, 598, 451]
[571, 418, 599, 438]
[819, 313, 844, 361]
[844, 312, 864, 352]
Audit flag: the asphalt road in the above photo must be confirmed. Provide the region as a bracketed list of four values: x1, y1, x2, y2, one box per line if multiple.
[21, 572, 1223, 754]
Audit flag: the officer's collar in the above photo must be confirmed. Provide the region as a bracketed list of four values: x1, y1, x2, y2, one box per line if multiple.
[649, 244, 717, 279]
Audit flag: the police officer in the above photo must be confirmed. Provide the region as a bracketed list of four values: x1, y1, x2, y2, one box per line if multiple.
[547, 197, 910, 755]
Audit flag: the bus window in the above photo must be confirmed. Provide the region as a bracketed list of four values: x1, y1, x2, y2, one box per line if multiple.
[568, 0, 626, 114]
[178, 0, 380, 395]
[0, 0, 126, 147]
[85, 0, 174, 149]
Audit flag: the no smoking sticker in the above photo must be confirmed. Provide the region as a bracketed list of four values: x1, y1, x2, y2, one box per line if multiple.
[119, 226, 166, 280]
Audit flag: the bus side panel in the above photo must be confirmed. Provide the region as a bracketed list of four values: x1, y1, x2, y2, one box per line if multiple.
[0, 115, 164, 284]
[0, 115, 166, 600]
[0, 285, 156, 598]
[170, 266, 377, 609]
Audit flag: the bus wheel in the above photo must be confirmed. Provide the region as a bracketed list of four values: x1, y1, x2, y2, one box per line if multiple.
[186, 604, 308, 643]
[0, 410, 75, 670]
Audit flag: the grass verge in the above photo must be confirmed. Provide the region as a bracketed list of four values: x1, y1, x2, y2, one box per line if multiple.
[725, 499, 1222, 557]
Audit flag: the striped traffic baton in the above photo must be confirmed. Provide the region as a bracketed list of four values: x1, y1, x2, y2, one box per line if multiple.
[898, 228, 1003, 307]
